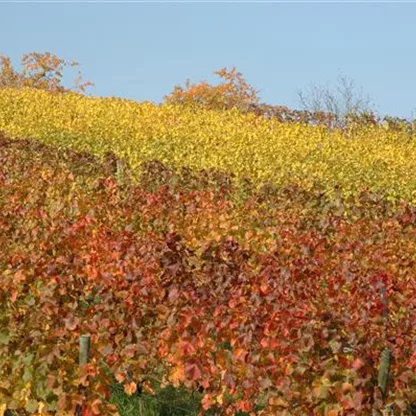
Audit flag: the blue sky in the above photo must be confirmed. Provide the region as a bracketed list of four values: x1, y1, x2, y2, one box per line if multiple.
[1, 2, 415, 118]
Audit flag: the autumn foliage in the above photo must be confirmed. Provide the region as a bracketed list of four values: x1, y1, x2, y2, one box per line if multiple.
[164, 67, 260, 112]
[164, 67, 416, 132]
[0, 52, 93, 94]
[1, 54, 416, 415]
[1, 133, 416, 415]
[1, 87, 416, 204]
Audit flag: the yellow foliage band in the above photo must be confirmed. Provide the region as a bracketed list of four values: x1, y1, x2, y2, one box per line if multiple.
[0, 87, 415, 203]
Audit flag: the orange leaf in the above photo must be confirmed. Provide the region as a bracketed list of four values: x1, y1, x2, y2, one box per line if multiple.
[10, 288, 18, 303]
[91, 399, 102, 415]
[233, 347, 248, 362]
[124, 381, 137, 396]
[201, 394, 214, 411]
[115, 372, 125, 383]
[169, 364, 185, 387]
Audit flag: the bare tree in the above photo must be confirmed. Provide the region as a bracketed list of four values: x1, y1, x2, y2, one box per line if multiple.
[297, 73, 375, 127]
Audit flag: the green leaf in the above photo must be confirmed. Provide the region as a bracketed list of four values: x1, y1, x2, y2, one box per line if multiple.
[23, 366, 34, 383]
[25, 398, 39, 413]
[22, 353, 34, 365]
[0, 331, 10, 345]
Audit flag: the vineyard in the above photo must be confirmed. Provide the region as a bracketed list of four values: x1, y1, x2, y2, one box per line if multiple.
[0, 84, 416, 415]
[0, 87, 416, 203]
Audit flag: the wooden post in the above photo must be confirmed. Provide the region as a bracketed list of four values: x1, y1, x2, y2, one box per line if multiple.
[75, 334, 91, 416]
[79, 334, 91, 366]
[378, 348, 392, 399]
[372, 348, 393, 415]
[373, 281, 393, 415]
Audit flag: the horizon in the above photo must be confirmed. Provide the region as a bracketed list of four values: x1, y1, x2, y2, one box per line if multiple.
[2, 2, 416, 118]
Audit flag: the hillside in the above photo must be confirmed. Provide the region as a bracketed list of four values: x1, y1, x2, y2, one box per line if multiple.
[1, 87, 415, 203]
[1, 88, 416, 415]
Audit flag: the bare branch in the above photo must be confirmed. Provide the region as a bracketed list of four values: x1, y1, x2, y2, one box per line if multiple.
[297, 73, 374, 128]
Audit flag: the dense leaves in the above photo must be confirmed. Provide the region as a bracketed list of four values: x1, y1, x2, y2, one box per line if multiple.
[0, 88, 416, 204]
[1, 134, 415, 415]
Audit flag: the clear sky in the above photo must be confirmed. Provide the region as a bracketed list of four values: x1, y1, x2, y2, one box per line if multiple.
[1, 1, 415, 118]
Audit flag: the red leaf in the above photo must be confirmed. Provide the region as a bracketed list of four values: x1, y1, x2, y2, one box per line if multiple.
[179, 340, 196, 356]
[235, 399, 252, 412]
[351, 358, 364, 370]
[185, 362, 202, 381]
[168, 286, 180, 302]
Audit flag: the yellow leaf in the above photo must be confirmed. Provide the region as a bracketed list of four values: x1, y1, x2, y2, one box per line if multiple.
[169, 364, 185, 387]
